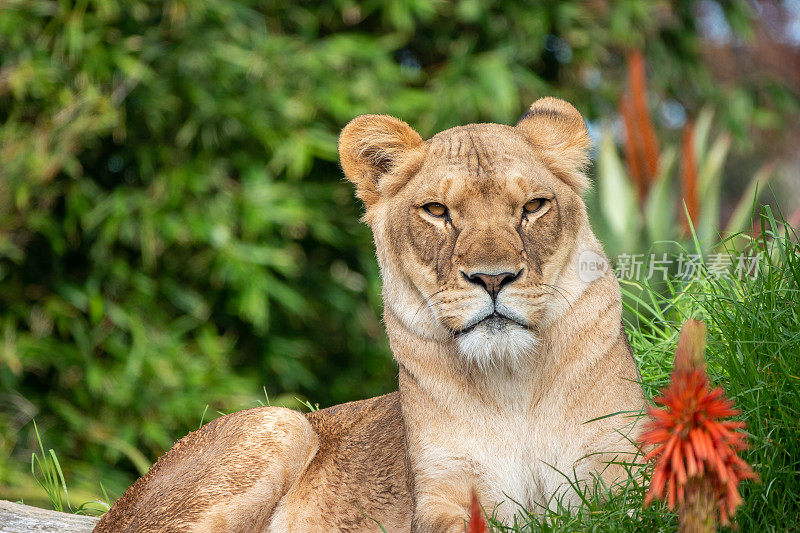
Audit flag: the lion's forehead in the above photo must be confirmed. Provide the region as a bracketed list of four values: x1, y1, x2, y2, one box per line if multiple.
[427, 124, 532, 164]
[419, 126, 553, 203]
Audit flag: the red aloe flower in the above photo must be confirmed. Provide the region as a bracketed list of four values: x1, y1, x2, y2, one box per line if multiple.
[620, 93, 646, 201]
[620, 50, 661, 205]
[680, 120, 699, 235]
[640, 320, 756, 532]
[466, 489, 488, 533]
[627, 51, 660, 184]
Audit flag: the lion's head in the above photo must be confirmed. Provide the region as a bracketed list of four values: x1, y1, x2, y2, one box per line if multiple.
[339, 98, 601, 368]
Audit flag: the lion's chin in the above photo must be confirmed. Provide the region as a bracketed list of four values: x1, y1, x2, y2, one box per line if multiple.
[456, 317, 538, 370]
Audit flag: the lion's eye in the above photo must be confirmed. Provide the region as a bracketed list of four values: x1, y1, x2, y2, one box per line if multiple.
[422, 203, 448, 218]
[523, 199, 546, 215]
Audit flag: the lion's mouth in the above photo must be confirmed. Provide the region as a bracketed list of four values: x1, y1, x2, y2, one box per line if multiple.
[457, 312, 527, 335]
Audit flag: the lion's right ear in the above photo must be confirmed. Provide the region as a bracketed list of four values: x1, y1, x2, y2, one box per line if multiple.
[515, 98, 592, 195]
[339, 114, 424, 208]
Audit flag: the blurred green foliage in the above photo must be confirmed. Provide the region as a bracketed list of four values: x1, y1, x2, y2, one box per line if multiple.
[591, 107, 774, 258]
[0, 0, 793, 501]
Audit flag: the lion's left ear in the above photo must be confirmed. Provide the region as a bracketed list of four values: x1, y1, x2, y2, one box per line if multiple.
[515, 97, 591, 194]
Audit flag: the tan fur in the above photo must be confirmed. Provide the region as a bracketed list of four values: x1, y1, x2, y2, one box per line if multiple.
[515, 97, 592, 194]
[94, 98, 644, 532]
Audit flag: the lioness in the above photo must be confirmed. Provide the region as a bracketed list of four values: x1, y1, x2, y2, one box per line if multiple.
[95, 98, 644, 532]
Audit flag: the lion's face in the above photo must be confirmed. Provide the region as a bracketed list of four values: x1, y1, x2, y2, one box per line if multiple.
[339, 99, 593, 367]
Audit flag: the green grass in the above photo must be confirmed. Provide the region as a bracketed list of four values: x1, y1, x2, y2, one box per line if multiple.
[29, 421, 71, 513]
[23, 210, 800, 530]
[27, 420, 110, 516]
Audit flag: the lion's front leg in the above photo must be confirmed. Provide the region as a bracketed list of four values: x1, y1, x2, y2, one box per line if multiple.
[411, 504, 470, 533]
[410, 474, 476, 533]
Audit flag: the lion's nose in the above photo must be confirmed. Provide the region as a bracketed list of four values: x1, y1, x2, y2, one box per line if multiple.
[463, 270, 520, 300]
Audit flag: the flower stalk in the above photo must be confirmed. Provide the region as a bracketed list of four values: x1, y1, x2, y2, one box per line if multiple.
[466, 489, 488, 533]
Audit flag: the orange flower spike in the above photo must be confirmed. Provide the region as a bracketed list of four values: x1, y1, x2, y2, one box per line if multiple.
[466, 489, 488, 533]
[681, 121, 699, 235]
[673, 319, 707, 372]
[620, 94, 646, 202]
[640, 319, 756, 533]
[627, 50, 660, 184]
